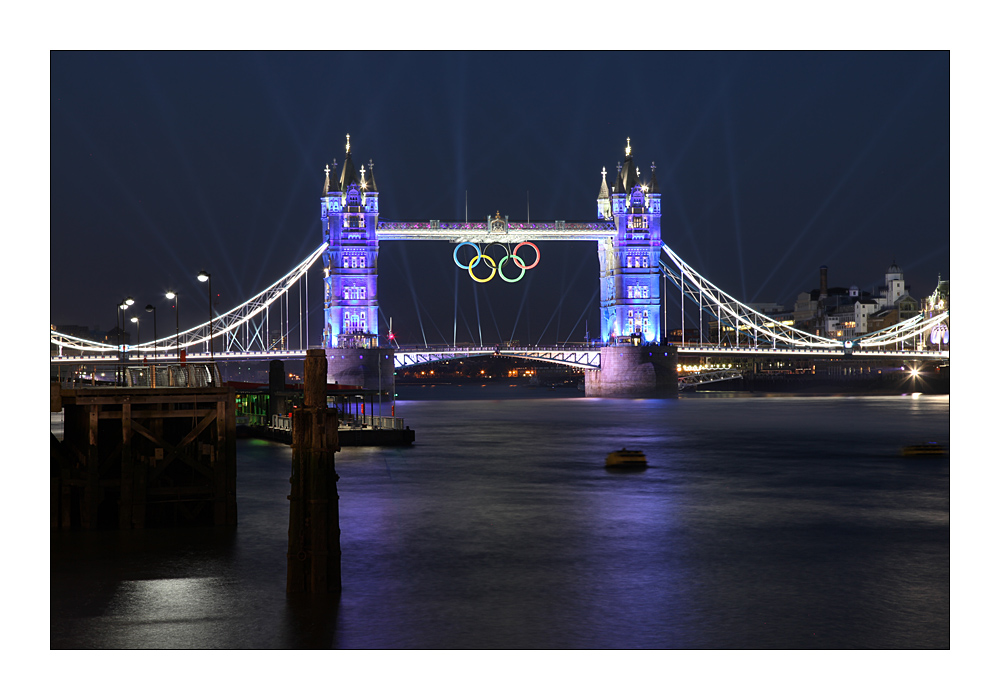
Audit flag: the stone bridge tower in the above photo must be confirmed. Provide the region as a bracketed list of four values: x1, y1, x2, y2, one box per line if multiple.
[321, 134, 381, 348]
[596, 138, 662, 344]
[320, 135, 393, 392]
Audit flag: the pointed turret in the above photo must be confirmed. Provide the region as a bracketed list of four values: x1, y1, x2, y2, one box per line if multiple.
[597, 166, 611, 219]
[340, 152, 359, 190]
[366, 159, 378, 192]
[648, 161, 659, 194]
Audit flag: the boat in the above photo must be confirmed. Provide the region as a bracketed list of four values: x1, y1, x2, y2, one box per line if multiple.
[901, 442, 948, 457]
[605, 449, 647, 470]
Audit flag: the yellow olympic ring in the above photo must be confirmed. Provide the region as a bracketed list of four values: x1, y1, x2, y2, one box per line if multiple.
[468, 254, 497, 283]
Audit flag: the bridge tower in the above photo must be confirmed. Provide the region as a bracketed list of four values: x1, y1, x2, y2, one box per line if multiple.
[596, 139, 662, 344]
[320, 135, 393, 392]
[321, 134, 381, 347]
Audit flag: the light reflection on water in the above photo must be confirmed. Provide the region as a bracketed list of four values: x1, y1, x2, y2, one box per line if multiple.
[51, 389, 949, 649]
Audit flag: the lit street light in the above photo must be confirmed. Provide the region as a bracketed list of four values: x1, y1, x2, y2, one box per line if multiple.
[145, 304, 157, 358]
[165, 290, 180, 360]
[198, 270, 213, 361]
[130, 315, 140, 359]
[117, 296, 134, 385]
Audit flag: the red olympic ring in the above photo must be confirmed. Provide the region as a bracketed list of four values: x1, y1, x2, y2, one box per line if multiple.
[513, 241, 540, 269]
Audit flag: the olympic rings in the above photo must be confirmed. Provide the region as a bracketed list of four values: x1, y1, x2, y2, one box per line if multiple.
[452, 241, 541, 284]
[497, 255, 526, 283]
[513, 241, 540, 269]
[468, 254, 497, 283]
[453, 241, 482, 269]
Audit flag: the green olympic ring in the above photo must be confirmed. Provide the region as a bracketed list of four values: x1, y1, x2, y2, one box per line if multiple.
[468, 254, 497, 283]
[498, 255, 526, 283]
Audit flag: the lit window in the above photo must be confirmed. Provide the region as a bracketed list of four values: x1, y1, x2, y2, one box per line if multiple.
[627, 286, 633, 299]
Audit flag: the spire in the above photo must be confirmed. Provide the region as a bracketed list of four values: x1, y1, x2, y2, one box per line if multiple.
[598, 166, 610, 199]
[367, 159, 378, 192]
[324, 159, 340, 193]
[648, 161, 659, 194]
[615, 139, 639, 193]
[339, 148, 359, 190]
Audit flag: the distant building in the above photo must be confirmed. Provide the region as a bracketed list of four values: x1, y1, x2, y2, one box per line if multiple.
[793, 262, 922, 342]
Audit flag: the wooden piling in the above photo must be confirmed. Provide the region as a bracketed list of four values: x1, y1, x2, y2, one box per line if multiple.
[287, 348, 341, 594]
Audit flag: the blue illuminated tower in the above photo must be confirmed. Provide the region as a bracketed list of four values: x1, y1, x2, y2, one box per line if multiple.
[321, 135, 381, 348]
[596, 139, 662, 344]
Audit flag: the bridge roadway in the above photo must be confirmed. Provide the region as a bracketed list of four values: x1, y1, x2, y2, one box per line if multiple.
[51, 344, 950, 370]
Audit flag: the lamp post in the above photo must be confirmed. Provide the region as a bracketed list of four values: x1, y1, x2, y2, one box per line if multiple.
[198, 270, 213, 361]
[118, 296, 134, 385]
[145, 304, 157, 358]
[165, 291, 179, 360]
[131, 315, 140, 359]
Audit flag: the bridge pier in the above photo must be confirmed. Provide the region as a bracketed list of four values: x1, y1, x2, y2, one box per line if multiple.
[585, 344, 678, 398]
[326, 347, 394, 396]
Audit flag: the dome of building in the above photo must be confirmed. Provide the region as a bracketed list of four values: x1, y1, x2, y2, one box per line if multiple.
[887, 261, 902, 274]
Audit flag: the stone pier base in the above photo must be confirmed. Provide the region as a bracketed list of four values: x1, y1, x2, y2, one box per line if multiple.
[326, 347, 394, 394]
[585, 345, 678, 398]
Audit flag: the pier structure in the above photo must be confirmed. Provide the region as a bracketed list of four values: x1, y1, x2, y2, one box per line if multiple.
[51, 365, 236, 530]
[286, 349, 342, 594]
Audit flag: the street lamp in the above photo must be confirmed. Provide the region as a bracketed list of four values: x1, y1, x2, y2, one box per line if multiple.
[131, 315, 140, 358]
[117, 296, 134, 385]
[165, 291, 179, 361]
[198, 270, 213, 361]
[145, 304, 157, 358]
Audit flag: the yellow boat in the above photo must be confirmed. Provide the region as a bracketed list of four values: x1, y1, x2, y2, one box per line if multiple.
[901, 442, 948, 457]
[605, 449, 647, 470]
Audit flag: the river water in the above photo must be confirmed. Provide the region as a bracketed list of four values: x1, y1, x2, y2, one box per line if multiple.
[50, 386, 949, 649]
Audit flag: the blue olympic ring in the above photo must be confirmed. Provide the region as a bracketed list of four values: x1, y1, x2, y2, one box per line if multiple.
[453, 241, 482, 270]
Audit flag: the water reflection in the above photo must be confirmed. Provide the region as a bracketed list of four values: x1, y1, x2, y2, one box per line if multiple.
[52, 392, 949, 649]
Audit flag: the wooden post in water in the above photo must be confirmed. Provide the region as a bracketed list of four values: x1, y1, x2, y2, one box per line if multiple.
[287, 348, 341, 594]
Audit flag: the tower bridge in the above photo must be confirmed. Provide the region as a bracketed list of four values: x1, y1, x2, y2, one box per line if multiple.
[51, 136, 949, 398]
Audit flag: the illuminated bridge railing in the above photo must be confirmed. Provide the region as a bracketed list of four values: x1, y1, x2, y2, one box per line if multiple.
[394, 346, 602, 370]
[377, 220, 616, 242]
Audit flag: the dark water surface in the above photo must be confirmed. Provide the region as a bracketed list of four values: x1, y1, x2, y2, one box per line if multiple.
[50, 388, 949, 649]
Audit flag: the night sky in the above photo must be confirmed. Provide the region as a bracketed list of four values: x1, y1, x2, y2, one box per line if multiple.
[49, 50, 950, 347]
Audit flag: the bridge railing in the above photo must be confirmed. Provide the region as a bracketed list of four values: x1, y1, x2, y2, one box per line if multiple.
[270, 413, 403, 432]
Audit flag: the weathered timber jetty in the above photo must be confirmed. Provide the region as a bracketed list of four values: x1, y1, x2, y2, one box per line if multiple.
[50, 365, 237, 530]
[286, 349, 342, 594]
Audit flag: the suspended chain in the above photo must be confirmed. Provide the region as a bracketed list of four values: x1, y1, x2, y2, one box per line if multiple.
[660, 243, 946, 350]
[51, 242, 328, 355]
